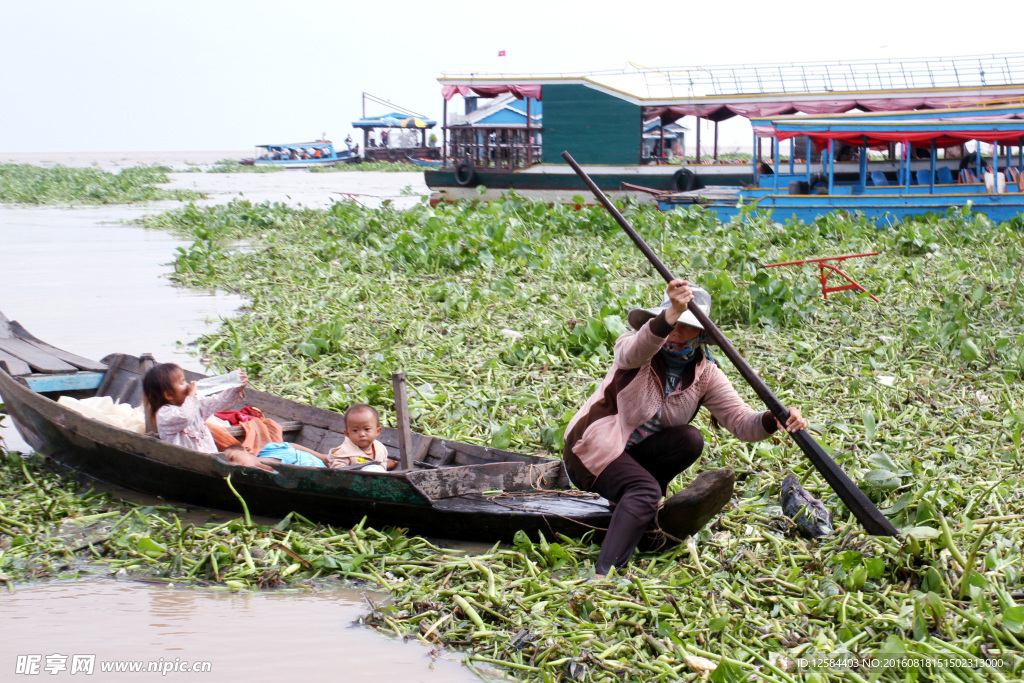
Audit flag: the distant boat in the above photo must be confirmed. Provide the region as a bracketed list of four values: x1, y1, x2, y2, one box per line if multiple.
[405, 155, 443, 168]
[241, 141, 360, 168]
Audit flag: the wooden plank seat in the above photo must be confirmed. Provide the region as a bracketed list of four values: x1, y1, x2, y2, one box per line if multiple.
[0, 337, 77, 374]
[223, 420, 303, 438]
[0, 349, 32, 376]
[8, 320, 108, 372]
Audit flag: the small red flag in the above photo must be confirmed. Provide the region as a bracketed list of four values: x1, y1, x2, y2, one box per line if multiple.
[498, 50, 506, 57]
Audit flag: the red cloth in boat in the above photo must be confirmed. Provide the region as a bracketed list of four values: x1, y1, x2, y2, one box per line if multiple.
[214, 406, 264, 425]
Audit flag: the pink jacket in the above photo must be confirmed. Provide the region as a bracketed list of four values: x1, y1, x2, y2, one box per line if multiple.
[564, 312, 771, 480]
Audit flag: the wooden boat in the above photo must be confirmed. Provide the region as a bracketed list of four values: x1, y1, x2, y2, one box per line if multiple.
[404, 155, 443, 168]
[0, 313, 611, 542]
[659, 103, 1024, 224]
[242, 141, 361, 168]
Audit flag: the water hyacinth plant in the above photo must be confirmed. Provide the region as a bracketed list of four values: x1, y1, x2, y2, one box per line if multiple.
[3, 192, 1024, 680]
[0, 164, 203, 204]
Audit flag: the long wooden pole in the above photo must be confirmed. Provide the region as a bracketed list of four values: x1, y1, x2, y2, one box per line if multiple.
[561, 150, 898, 537]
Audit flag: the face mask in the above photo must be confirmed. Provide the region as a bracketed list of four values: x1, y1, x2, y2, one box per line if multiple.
[662, 332, 705, 362]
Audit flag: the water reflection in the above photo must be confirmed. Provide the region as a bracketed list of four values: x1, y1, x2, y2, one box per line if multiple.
[2, 581, 474, 682]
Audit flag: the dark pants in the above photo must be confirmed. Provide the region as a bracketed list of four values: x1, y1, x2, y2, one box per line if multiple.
[582, 425, 704, 574]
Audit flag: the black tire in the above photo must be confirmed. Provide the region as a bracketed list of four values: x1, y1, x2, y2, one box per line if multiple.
[387, 148, 399, 161]
[455, 160, 478, 186]
[788, 180, 810, 195]
[671, 168, 697, 192]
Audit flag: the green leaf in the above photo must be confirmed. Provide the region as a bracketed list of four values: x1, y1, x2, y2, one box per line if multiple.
[708, 614, 730, 632]
[709, 658, 742, 683]
[490, 423, 512, 449]
[862, 410, 876, 442]
[960, 338, 981, 362]
[834, 550, 864, 571]
[902, 526, 941, 540]
[137, 536, 168, 558]
[865, 557, 885, 579]
[862, 468, 901, 490]
[602, 314, 628, 339]
[1001, 605, 1024, 634]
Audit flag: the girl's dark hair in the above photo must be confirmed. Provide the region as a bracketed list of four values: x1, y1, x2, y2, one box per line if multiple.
[142, 363, 183, 423]
[345, 403, 380, 427]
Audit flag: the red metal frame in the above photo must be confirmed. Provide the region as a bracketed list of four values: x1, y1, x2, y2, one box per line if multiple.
[763, 252, 880, 302]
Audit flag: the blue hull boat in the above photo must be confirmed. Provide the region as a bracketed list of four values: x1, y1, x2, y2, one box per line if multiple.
[660, 103, 1024, 224]
[245, 141, 361, 168]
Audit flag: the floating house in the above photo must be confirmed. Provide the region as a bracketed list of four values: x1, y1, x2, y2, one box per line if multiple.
[352, 93, 441, 162]
[427, 53, 1024, 203]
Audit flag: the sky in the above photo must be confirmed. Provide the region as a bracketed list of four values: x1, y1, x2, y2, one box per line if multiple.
[1, 0, 1018, 153]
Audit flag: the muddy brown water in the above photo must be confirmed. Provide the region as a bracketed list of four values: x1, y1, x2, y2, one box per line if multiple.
[0, 162, 478, 683]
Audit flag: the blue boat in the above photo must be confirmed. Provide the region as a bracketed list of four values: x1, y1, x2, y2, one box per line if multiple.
[404, 155, 443, 168]
[659, 103, 1024, 224]
[244, 140, 360, 168]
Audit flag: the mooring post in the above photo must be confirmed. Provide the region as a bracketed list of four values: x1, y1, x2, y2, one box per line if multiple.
[392, 372, 415, 471]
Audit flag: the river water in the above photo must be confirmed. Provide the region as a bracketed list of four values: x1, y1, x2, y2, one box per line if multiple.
[0, 160, 475, 683]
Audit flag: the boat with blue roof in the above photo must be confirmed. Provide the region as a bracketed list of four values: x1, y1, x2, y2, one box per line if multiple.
[243, 140, 360, 168]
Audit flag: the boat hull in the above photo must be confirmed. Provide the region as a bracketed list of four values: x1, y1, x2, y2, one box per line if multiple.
[0, 357, 611, 543]
[661, 189, 1024, 225]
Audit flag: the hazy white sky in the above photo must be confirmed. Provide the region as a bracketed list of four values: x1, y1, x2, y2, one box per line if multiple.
[1, 0, 1015, 152]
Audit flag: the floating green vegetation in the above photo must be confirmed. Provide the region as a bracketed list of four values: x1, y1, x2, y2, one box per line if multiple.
[7, 196, 1024, 681]
[0, 164, 204, 205]
[309, 160, 423, 173]
[204, 159, 421, 173]
[207, 159, 287, 173]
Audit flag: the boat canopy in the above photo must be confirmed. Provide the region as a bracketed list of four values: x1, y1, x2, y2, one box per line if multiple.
[258, 141, 333, 149]
[751, 104, 1024, 150]
[352, 112, 437, 129]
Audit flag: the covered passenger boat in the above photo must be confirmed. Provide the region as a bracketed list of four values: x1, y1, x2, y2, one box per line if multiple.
[0, 313, 612, 542]
[245, 140, 360, 168]
[658, 102, 1024, 224]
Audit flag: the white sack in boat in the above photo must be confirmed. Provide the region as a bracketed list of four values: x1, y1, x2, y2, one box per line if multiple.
[58, 395, 145, 434]
[195, 369, 244, 398]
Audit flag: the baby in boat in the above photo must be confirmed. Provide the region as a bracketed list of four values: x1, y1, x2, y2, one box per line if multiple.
[328, 404, 397, 471]
[142, 363, 329, 472]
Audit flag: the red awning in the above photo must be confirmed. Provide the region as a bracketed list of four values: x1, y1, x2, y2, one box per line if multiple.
[643, 94, 1024, 122]
[442, 84, 542, 101]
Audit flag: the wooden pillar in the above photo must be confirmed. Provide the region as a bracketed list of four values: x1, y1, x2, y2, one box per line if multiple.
[713, 120, 719, 162]
[392, 373, 415, 471]
[526, 98, 532, 166]
[442, 97, 448, 166]
[695, 117, 702, 163]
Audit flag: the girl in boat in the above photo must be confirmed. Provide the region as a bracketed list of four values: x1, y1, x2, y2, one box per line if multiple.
[143, 363, 247, 453]
[562, 280, 807, 577]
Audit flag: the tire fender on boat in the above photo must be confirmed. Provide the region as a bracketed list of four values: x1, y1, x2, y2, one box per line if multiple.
[671, 168, 697, 192]
[387, 148, 400, 161]
[455, 160, 478, 186]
